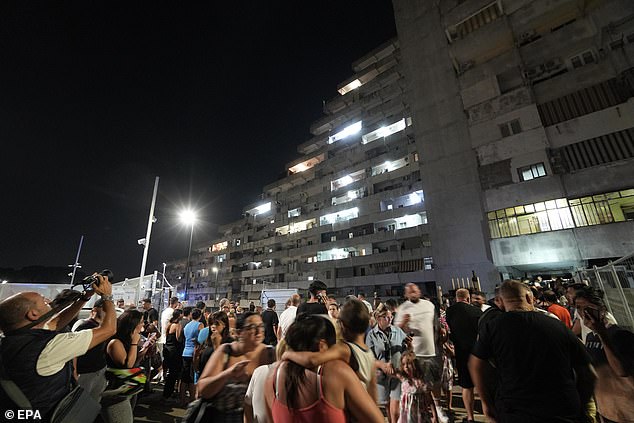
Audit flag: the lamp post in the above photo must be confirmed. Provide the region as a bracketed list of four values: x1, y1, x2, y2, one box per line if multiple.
[212, 266, 219, 307]
[180, 209, 197, 302]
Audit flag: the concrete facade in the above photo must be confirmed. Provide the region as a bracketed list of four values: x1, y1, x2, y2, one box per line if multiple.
[393, 0, 634, 281]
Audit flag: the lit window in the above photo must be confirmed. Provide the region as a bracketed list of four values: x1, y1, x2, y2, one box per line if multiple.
[423, 257, 434, 270]
[362, 118, 408, 144]
[245, 202, 272, 217]
[212, 241, 228, 252]
[338, 79, 362, 95]
[371, 157, 409, 176]
[518, 163, 546, 181]
[487, 190, 634, 239]
[328, 121, 362, 144]
[330, 169, 365, 191]
[288, 207, 301, 218]
[288, 154, 325, 174]
[320, 207, 360, 226]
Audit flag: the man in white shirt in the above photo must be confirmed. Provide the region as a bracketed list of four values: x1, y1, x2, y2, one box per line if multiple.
[358, 291, 373, 313]
[0, 274, 116, 419]
[160, 297, 180, 344]
[277, 293, 300, 339]
[394, 283, 447, 422]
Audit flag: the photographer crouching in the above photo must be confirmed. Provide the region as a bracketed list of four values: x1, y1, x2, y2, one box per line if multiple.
[0, 271, 116, 421]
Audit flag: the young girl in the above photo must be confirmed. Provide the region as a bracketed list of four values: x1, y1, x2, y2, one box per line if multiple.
[398, 351, 437, 423]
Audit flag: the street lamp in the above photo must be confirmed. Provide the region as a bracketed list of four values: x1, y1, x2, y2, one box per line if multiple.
[212, 266, 219, 306]
[180, 209, 197, 301]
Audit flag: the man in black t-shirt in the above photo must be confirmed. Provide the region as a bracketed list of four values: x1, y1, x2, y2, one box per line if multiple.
[142, 298, 159, 327]
[261, 299, 279, 346]
[297, 280, 328, 316]
[469, 280, 595, 423]
[72, 299, 109, 401]
[446, 288, 482, 423]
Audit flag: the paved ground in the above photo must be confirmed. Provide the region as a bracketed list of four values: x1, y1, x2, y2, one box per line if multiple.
[133, 381, 486, 422]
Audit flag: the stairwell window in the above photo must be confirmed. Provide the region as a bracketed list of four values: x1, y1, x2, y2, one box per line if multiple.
[569, 50, 595, 69]
[518, 163, 546, 181]
[499, 119, 522, 138]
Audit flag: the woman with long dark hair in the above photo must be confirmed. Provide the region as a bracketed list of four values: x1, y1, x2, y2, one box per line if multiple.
[102, 309, 155, 422]
[575, 287, 634, 422]
[196, 311, 273, 422]
[162, 309, 184, 400]
[197, 311, 232, 374]
[264, 314, 384, 423]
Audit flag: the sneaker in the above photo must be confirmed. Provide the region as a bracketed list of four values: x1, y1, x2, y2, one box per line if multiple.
[436, 407, 449, 423]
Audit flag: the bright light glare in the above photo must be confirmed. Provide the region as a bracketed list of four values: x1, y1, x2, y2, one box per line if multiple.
[338, 79, 363, 95]
[328, 121, 362, 144]
[179, 209, 197, 226]
[341, 175, 354, 186]
[212, 267, 218, 272]
[254, 202, 271, 215]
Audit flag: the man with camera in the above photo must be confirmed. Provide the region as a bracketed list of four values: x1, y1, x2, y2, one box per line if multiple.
[0, 273, 116, 420]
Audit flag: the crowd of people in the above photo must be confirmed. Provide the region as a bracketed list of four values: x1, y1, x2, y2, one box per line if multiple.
[1, 275, 633, 423]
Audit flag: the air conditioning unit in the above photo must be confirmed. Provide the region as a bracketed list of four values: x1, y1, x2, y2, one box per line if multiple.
[544, 58, 563, 71]
[523, 65, 544, 80]
[517, 30, 537, 46]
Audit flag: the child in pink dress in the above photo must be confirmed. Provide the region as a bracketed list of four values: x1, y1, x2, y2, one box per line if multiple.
[398, 351, 437, 423]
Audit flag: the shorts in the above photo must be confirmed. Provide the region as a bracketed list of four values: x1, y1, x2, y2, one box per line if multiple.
[376, 373, 401, 405]
[415, 355, 442, 389]
[455, 350, 474, 389]
[181, 356, 194, 383]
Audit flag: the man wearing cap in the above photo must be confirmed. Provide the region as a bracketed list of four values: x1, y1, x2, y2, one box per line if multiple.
[72, 299, 109, 400]
[297, 280, 328, 316]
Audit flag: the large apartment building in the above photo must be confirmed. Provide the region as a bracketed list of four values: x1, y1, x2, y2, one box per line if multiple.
[169, 40, 440, 305]
[393, 0, 634, 281]
[169, 0, 634, 306]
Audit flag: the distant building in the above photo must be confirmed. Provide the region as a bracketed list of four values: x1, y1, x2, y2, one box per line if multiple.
[168, 40, 438, 306]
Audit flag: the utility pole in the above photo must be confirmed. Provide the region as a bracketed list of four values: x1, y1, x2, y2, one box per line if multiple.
[139, 176, 160, 283]
[68, 235, 84, 286]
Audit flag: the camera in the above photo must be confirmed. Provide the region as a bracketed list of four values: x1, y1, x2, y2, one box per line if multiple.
[74, 269, 114, 292]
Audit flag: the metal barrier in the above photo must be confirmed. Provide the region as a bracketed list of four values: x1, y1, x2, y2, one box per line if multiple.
[579, 252, 634, 330]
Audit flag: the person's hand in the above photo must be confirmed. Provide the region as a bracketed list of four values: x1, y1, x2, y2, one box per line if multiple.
[382, 362, 394, 376]
[211, 332, 221, 347]
[405, 335, 413, 350]
[228, 360, 250, 381]
[142, 333, 157, 350]
[132, 331, 141, 345]
[402, 313, 410, 326]
[93, 274, 112, 296]
[583, 308, 607, 333]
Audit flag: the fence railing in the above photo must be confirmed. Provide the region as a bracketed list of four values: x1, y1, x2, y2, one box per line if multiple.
[579, 252, 634, 331]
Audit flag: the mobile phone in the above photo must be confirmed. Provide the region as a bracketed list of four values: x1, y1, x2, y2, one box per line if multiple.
[584, 307, 600, 322]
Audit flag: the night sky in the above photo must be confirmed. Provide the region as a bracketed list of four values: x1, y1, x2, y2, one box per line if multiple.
[0, 1, 397, 281]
